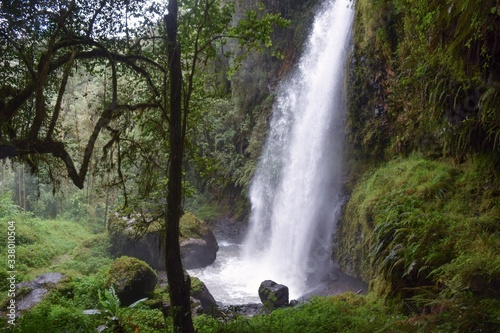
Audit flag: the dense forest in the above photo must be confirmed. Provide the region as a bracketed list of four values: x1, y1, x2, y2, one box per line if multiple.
[1, 0, 499, 332]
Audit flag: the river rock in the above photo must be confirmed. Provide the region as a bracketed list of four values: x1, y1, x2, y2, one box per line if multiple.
[106, 256, 158, 306]
[219, 303, 263, 318]
[109, 212, 218, 270]
[180, 237, 217, 269]
[258, 280, 289, 309]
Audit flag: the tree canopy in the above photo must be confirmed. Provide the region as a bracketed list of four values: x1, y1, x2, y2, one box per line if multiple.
[0, 0, 287, 192]
[0, 0, 167, 188]
[1, 1, 287, 331]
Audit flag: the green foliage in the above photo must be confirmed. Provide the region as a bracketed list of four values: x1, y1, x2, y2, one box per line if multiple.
[118, 307, 168, 333]
[98, 287, 121, 317]
[0, 216, 111, 295]
[338, 155, 500, 330]
[349, 0, 500, 163]
[0, 192, 19, 218]
[184, 194, 219, 221]
[6, 303, 98, 333]
[65, 271, 109, 309]
[194, 293, 407, 333]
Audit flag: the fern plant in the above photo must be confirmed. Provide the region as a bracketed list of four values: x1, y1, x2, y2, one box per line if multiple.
[98, 287, 122, 318]
[98, 286, 148, 332]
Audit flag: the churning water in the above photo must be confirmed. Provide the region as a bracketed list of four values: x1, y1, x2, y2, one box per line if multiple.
[189, 0, 354, 304]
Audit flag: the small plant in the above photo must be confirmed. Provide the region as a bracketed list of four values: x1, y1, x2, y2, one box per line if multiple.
[98, 286, 148, 332]
[98, 287, 121, 318]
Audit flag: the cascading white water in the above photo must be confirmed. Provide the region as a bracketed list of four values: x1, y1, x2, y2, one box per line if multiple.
[189, 0, 354, 304]
[242, 0, 354, 298]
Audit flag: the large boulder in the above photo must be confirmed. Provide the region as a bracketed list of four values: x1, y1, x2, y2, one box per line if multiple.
[108, 212, 218, 270]
[258, 280, 289, 309]
[179, 213, 219, 269]
[106, 256, 157, 306]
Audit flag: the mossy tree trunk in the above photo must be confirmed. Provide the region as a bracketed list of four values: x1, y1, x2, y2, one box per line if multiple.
[164, 0, 195, 332]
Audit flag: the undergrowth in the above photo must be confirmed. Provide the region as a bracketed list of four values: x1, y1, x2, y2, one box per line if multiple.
[195, 293, 415, 333]
[0, 215, 111, 291]
[337, 154, 500, 332]
[1, 155, 498, 332]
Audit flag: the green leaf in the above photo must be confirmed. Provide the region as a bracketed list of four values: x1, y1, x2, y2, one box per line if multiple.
[128, 297, 148, 308]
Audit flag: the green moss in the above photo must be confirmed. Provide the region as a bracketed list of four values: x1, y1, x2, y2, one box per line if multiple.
[109, 211, 208, 243]
[190, 276, 204, 295]
[106, 256, 157, 289]
[179, 212, 209, 240]
[337, 155, 500, 329]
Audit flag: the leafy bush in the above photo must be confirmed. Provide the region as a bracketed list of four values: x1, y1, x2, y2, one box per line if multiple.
[0, 192, 19, 218]
[118, 307, 167, 333]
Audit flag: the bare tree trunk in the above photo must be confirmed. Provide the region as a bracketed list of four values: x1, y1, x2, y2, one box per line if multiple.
[164, 0, 194, 332]
[17, 165, 22, 210]
[22, 165, 26, 211]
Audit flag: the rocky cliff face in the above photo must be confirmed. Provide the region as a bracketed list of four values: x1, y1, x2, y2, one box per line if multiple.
[345, 0, 500, 165]
[334, 0, 500, 325]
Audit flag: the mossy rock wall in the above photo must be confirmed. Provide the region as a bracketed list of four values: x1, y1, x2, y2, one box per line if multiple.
[335, 156, 500, 303]
[347, 0, 500, 164]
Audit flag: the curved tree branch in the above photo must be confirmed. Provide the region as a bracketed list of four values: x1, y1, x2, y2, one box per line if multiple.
[0, 140, 84, 188]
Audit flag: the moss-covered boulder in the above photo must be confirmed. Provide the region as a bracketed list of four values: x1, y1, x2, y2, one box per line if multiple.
[179, 212, 219, 269]
[106, 256, 157, 306]
[258, 280, 289, 309]
[108, 212, 218, 270]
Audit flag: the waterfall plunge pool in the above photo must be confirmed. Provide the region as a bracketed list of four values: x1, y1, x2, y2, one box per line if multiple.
[187, 238, 367, 306]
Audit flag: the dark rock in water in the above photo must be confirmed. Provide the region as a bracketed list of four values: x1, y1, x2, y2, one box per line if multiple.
[106, 256, 157, 306]
[109, 212, 218, 270]
[16, 272, 66, 313]
[209, 216, 247, 243]
[219, 303, 263, 319]
[190, 277, 220, 316]
[180, 236, 217, 269]
[258, 280, 289, 309]
[179, 213, 219, 269]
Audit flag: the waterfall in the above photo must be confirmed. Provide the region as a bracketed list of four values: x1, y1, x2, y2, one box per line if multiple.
[188, 0, 354, 304]
[242, 0, 354, 299]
